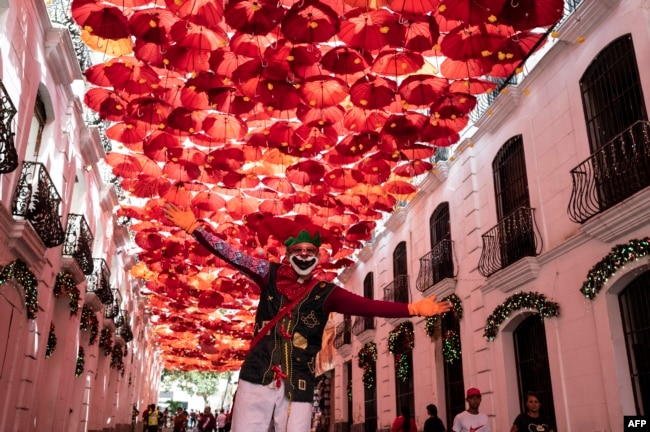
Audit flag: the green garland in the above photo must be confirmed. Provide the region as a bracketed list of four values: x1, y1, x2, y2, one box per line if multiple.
[442, 330, 461, 364]
[484, 292, 560, 341]
[388, 321, 414, 382]
[424, 293, 463, 337]
[45, 322, 57, 358]
[75, 347, 85, 377]
[110, 344, 125, 371]
[0, 260, 38, 319]
[357, 342, 377, 388]
[79, 304, 99, 345]
[99, 328, 113, 355]
[581, 237, 650, 299]
[54, 272, 80, 315]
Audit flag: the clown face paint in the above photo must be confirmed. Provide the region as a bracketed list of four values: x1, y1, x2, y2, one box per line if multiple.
[288, 242, 319, 277]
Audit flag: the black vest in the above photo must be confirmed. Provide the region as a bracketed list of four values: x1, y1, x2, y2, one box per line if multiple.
[239, 263, 336, 402]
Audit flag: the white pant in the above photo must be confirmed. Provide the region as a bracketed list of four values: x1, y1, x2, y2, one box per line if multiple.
[231, 379, 312, 432]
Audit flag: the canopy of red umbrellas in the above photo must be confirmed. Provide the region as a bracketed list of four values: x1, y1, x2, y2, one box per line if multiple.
[73, 0, 564, 371]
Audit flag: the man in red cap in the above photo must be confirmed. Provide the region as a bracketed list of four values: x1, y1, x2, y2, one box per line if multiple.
[164, 204, 452, 432]
[452, 388, 489, 432]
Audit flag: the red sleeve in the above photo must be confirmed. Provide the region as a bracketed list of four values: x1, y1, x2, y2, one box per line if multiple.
[324, 286, 410, 318]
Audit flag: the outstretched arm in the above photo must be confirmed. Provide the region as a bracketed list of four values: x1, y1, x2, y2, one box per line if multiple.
[163, 204, 270, 284]
[324, 286, 451, 318]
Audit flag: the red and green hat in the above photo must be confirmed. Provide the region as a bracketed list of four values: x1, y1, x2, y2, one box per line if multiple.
[284, 230, 321, 248]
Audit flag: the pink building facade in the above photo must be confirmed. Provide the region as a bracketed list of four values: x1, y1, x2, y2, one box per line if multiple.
[0, 1, 160, 431]
[332, 1, 650, 432]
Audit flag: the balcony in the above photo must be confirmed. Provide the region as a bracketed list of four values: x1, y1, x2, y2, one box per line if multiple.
[62, 214, 94, 275]
[104, 289, 121, 321]
[11, 161, 65, 248]
[478, 207, 542, 278]
[0, 80, 18, 174]
[352, 316, 375, 344]
[416, 240, 455, 292]
[382, 275, 410, 303]
[116, 310, 133, 343]
[568, 120, 650, 224]
[333, 319, 352, 349]
[87, 258, 113, 306]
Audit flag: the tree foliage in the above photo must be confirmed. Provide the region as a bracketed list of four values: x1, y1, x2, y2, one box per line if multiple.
[161, 370, 232, 405]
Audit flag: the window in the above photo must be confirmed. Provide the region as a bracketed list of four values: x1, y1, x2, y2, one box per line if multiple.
[428, 202, 454, 282]
[363, 272, 374, 300]
[492, 136, 535, 267]
[28, 94, 47, 158]
[392, 241, 409, 303]
[619, 270, 650, 415]
[580, 34, 647, 152]
[442, 312, 465, 427]
[513, 316, 556, 426]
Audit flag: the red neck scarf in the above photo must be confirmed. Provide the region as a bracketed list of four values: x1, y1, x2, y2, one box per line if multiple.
[275, 262, 323, 301]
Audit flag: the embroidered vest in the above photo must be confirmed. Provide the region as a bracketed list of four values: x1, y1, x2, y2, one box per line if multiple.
[239, 263, 336, 402]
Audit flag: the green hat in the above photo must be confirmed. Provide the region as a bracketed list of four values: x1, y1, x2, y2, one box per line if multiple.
[284, 230, 321, 248]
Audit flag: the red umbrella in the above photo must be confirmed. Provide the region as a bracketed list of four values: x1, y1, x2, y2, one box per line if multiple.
[165, 107, 206, 135]
[345, 221, 376, 241]
[300, 76, 349, 109]
[391, 0, 440, 14]
[192, 190, 227, 213]
[225, 196, 259, 219]
[438, 0, 507, 25]
[202, 113, 247, 143]
[209, 48, 249, 78]
[498, 0, 564, 31]
[290, 124, 338, 157]
[400, 13, 440, 54]
[84, 88, 129, 121]
[449, 78, 497, 95]
[72, 1, 130, 40]
[159, 181, 195, 206]
[105, 120, 147, 144]
[488, 30, 546, 78]
[384, 180, 417, 200]
[371, 48, 425, 77]
[320, 46, 373, 76]
[431, 92, 477, 116]
[323, 167, 365, 190]
[129, 8, 178, 44]
[170, 20, 228, 52]
[122, 175, 170, 198]
[225, 0, 286, 35]
[380, 112, 428, 147]
[393, 160, 433, 178]
[163, 148, 206, 182]
[297, 104, 345, 126]
[440, 24, 508, 62]
[105, 152, 146, 178]
[257, 79, 303, 111]
[281, 0, 340, 44]
[164, 0, 224, 28]
[259, 199, 294, 216]
[266, 121, 298, 151]
[127, 97, 173, 128]
[222, 172, 261, 189]
[229, 32, 277, 58]
[142, 131, 182, 162]
[161, 45, 212, 74]
[338, 8, 404, 52]
[262, 176, 296, 194]
[356, 155, 392, 184]
[398, 74, 449, 107]
[206, 147, 246, 171]
[207, 87, 257, 115]
[349, 75, 397, 110]
[342, 107, 388, 132]
[285, 160, 326, 186]
[334, 132, 378, 157]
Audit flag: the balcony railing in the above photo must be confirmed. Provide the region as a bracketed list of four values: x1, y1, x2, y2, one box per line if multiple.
[12, 161, 65, 247]
[333, 320, 352, 349]
[568, 120, 650, 223]
[0, 80, 18, 174]
[116, 310, 133, 342]
[62, 214, 94, 275]
[104, 289, 121, 320]
[87, 258, 113, 305]
[416, 240, 455, 292]
[382, 275, 410, 303]
[352, 316, 375, 336]
[478, 207, 542, 277]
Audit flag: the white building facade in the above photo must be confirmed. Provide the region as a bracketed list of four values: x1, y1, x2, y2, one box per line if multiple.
[333, 1, 650, 432]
